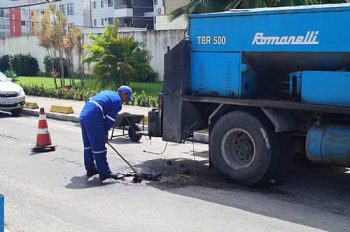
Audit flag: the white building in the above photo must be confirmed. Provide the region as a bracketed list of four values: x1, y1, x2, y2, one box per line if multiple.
[154, 0, 188, 30]
[24, 0, 89, 35]
[90, 0, 154, 31]
[0, 9, 10, 38]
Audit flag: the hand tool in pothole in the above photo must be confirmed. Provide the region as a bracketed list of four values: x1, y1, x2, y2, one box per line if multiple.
[106, 141, 161, 183]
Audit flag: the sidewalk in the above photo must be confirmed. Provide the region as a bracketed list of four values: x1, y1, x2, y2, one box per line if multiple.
[25, 96, 151, 120]
[23, 96, 209, 143]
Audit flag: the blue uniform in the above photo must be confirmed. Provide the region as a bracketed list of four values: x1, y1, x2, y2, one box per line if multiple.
[79, 91, 122, 177]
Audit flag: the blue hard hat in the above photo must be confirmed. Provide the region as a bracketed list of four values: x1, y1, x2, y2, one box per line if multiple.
[118, 85, 133, 101]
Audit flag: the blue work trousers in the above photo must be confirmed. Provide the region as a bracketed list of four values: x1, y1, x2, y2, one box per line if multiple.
[80, 120, 111, 177]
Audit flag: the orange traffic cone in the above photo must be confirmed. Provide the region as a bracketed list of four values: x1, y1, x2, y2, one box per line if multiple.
[32, 108, 56, 152]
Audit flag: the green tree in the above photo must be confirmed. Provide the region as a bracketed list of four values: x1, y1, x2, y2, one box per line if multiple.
[38, 4, 80, 88]
[71, 26, 85, 87]
[170, 0, 346, 20]
[83, 22, 154, 89]
[129, 48, 157, 82]
[38, 7, 58, 88]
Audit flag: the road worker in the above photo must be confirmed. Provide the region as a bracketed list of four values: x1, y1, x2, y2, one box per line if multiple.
[79, 85, 133, 181]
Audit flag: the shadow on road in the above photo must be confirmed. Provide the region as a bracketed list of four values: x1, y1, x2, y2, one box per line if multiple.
[108, 137, 141, 145]
[0, 111, 15, 117]
[65, 175, 118, 189]
[132, 152, 350, 231]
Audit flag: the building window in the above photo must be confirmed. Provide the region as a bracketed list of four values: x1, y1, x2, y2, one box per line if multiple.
[114, 0, 132, 9]
[12, 14, 15, 20]
[21, 21, 25, 26]
[67, 3, 74, 15]
[93, 1, 97, 8]
[41, 10, 45, 15]
[108, 18, 114, 25]
[101, 1, 104, 8]
[93, 19, 97, 27]
[59, 4, 66, 14]
[108, 0, 113, 7]
[101, 18, 104, 26]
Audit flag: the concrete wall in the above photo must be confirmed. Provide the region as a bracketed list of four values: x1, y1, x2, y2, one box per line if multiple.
[164, 0, 190, 15]
[119, 29, 185, 80]
[0, 29, 186, 80]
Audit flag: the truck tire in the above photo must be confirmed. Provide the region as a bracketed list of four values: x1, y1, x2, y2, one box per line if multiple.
[210, 111, 279, 186]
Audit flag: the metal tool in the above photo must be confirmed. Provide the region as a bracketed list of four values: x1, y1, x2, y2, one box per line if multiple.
[106, 141, 142, 182]
[106, 141, 161, 183]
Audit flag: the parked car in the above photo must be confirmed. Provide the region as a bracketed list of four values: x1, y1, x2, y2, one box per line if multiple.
[0, 71, 25, 116]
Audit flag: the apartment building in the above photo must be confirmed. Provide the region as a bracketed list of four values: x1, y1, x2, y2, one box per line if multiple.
[90, 0, 154, 30]
[0, 9, 10, 38]
[27, 0, 88, 35]
[154, 0, 188, 30]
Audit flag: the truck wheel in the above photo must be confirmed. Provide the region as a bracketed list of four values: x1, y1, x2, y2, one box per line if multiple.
[128, 126, 142, 142]
[210, 111, 278, 186]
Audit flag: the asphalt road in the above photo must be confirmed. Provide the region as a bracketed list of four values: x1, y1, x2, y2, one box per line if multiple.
[0, 113, 350, 232]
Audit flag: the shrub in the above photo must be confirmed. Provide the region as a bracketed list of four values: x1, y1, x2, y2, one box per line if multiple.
[20, 84, 158, 108]
[134, 69, 158, 82]
[130, 48, 158, 82]
[43, 56, 69, 77]
[3, 70, 17, 81]
[132, 91, 158, 107]
[21, 84, 97, 101]
[10, 54, 39, 76]
[0, 55, 10, 72]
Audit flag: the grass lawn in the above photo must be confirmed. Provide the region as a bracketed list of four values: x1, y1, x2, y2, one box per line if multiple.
[17, 76, 163, 97]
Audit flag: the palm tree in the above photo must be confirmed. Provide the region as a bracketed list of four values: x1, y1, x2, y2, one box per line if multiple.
[170, 0, 346, 20]
[84, 21, 152, 89]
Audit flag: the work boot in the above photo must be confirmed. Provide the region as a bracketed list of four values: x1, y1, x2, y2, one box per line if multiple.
[99, 172, 123, 182]
[86, 168, 99, 178]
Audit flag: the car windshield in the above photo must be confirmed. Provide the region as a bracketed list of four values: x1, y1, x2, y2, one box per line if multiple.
[0, 72, 9, 82]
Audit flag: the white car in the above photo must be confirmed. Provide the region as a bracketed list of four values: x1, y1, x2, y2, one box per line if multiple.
[0, 71, 25, 116]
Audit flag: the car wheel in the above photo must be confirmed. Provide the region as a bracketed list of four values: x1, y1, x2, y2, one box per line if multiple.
[11, 109, 22, 117]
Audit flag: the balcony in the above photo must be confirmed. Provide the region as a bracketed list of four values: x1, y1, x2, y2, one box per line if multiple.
[114, 8, 133, 17]
[114, 0, 132, 9]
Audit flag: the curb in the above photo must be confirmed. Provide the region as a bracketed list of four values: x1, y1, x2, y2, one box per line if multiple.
[22, 109, 80, 123]
[49, 105, 74, 114]
[22, 109, 209, 144]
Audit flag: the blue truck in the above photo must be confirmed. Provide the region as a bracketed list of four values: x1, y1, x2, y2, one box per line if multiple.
[147, 4, 350, 185]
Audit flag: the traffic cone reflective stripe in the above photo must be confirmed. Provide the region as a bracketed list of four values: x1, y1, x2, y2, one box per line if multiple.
[32, 108, 56, 153]
[39, 114, 46, 120]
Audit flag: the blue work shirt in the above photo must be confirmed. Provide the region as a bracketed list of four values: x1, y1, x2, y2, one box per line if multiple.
[80, 90, 122, 133]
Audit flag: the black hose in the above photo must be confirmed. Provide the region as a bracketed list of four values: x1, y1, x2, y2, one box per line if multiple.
[143, 142, 168, 155]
